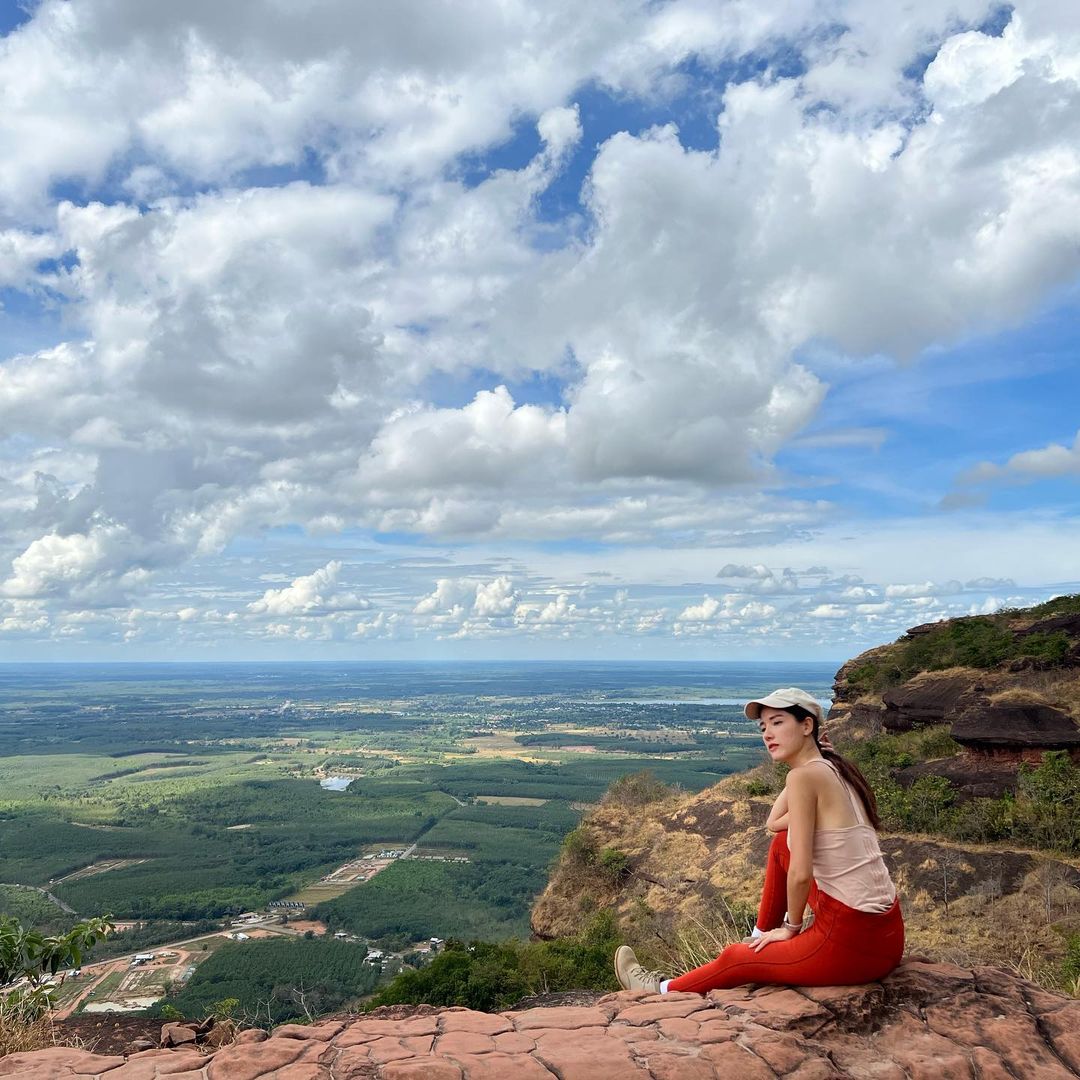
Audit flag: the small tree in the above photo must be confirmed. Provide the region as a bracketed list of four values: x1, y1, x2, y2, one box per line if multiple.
[1, 915, 113, 1022]
[935, 852, 964, 918]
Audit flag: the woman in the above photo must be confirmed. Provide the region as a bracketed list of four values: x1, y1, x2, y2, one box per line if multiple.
[615, 687, 903, 994]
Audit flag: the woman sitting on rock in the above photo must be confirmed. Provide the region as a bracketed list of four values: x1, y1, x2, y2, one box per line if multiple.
[615, 687, 904, 994]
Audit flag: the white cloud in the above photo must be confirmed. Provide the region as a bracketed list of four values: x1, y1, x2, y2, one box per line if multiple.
[809, 603, 850, 619]
[1, 1, 1079, 652]
[960, 429, 1080, 485]
[677, 595, 722, 622]
[353, 611, 402, 640]
[247, 561, 369, 616]
[364, 387, 567, 489]
[0, 228, 62, 288]
[884, 581, 938, 598]
[414, 575, 518, 623]
[716, 564, 801, 594]
[474, 576, 519, 617]
[2, 520, 159, 603]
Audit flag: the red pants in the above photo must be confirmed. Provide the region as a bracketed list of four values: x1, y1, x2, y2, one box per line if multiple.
[668, 831, 904, 994]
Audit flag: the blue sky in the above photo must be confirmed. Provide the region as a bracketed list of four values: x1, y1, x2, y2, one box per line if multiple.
[0, 0, 1078, 661]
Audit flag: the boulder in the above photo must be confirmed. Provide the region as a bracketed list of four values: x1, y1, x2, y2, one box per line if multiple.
[160, 1021, 198, 1047]
[881, 673, 984, 732]
[1016, 611, 1080, 638]
[123, 1037, 157, 1055]
[895, 755, 1019, 799]
[951, 703, 1080, 752]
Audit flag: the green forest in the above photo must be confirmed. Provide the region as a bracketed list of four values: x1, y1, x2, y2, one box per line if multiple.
[1, 780, 457, 920]
[160, 938, 381, 1026]
[370, 912, 622, 1012]
[316, 801, 579, 943]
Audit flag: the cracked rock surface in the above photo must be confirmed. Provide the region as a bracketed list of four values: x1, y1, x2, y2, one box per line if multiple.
[3, 961, 1079, 1079]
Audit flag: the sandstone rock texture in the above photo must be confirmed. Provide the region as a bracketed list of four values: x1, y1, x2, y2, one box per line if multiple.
[3, 962, 1079, 1079]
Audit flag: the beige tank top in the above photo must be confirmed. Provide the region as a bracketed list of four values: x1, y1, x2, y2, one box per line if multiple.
[789, 759, 897, 913]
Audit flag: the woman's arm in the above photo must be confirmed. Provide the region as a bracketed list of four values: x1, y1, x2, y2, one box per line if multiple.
[752, 767, 817, 952]
[766, 787, 789, 833]
[781, 767, 816, 926]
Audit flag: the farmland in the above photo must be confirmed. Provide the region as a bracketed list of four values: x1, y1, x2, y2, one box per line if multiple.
[0, 661, 832, 1004]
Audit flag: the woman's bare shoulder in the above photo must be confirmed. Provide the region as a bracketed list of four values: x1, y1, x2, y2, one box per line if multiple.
[784, 763, 826, 790]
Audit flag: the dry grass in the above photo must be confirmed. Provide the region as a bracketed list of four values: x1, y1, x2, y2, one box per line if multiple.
[653, 899, 752, 978]
[0, 1014, 62, 1058]
[900, 863, 1080, 998]
[990, 670, 1080, 721]
[988, 687, 1056, 708]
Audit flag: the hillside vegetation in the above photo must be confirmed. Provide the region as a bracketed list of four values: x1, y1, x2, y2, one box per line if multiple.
[843, 593, 1080, 696]
[530, 597, 1080, 998]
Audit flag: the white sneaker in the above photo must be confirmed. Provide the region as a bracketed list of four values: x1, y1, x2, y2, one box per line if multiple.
[614, 945, 665, 993]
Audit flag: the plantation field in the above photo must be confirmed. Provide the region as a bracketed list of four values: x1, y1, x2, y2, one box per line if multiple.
[0, 883, 74, 934]
[160, 937, 382, 1026]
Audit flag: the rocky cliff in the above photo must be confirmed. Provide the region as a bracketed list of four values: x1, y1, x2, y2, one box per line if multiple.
[530, 774, 1080, 979]
[6, 961, 1080, 1078]
[533, 597, 1080, 981]
[829, 595, 1080, 764]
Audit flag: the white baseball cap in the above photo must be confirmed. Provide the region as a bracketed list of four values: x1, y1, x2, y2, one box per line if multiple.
[744, 688, 823, 722]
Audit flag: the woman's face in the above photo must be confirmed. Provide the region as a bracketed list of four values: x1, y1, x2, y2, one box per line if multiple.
[757, 706, 813, 763]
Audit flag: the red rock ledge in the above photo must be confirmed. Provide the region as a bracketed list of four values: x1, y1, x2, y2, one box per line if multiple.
[3, 961, 1079, 1079]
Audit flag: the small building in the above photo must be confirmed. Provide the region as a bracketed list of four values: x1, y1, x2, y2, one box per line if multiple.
[230, 932, 250, 942]
[130, 953, 155, 966]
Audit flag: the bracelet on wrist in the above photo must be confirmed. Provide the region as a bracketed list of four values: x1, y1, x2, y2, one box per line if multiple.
[782, 919, 803, 933]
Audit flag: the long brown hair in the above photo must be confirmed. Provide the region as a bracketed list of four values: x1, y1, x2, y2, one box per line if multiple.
[788, 705, 882, 830]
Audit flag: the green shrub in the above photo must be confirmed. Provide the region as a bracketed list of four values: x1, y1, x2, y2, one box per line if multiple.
[1062, 933, 1080, 994]
[846, 730, 1080, 853]
[1, 914, 112, 1023]
[369, 912, 621, 1012]
[1016, 752, 1080, 852]
[1020, 632, 1071, 666]
[914, 727, 961, 760]
[903, 776, 957, 834]
[598, 848, 631, 883]
[602, 770, 671, 808]
[842, 599, 1079, 695]
[1023, 594, 1080, 619]
[743, 778, 775, 797]
[560, 826, 598, 868]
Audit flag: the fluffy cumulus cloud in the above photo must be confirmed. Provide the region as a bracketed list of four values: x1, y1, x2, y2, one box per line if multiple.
[248, 561, 369, 616]
[1, 0, 1079, 652]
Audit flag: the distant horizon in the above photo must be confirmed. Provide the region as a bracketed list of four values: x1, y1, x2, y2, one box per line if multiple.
[0, 657, 844, 666]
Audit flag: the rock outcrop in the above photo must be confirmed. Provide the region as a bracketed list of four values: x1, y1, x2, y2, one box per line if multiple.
[880, 672, 984, 733]
[4, 962, 1079, 1078]
[530, 781, 1080, 966]
[827, 599, 1080, 791]
[951, 703, 1080, 757]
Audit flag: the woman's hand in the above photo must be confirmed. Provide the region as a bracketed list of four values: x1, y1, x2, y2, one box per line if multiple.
[750, 926, 797, 952]
[818, 727, 834, 753]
